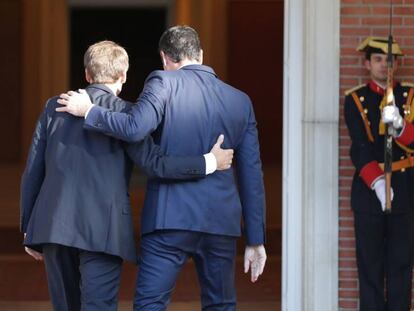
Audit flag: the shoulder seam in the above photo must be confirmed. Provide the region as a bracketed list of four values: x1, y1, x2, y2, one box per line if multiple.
[401, 81, 414, 88]
[344, 84, 365, 96]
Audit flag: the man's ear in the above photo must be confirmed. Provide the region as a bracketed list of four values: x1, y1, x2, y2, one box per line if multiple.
[199, 49, 203, 64]
[120, 70, 127, 83]
[85, 69, 93, 84]
[160, 51, 167, 67]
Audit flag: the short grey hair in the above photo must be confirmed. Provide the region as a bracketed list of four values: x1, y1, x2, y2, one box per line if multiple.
[84, 40, 129, 83]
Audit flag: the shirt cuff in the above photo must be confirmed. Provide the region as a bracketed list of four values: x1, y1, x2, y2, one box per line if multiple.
[203, 153, 217, 175]
[84, 104, 95, 119]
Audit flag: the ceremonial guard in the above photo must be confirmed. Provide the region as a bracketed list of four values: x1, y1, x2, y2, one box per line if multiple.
[344, 37, 414, 310]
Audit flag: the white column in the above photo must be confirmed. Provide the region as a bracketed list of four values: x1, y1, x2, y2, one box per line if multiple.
[282, 0, 340, 310]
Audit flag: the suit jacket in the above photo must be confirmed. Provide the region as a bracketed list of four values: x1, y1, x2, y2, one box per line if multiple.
[85, 65, 266, 245]
[20, 84, 205, 262]
[344, 81, 414, 214]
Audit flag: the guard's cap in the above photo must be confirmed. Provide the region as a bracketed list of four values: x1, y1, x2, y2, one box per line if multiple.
[357, 36, 404, 58]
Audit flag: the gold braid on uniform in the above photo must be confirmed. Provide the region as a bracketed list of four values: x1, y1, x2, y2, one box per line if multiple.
[404, 85, 414, 122]
[379, 95, 387, 135]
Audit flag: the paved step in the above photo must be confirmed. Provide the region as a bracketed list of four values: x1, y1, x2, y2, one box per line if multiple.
[0, 254, 280, 301]
[0, 300, 280, 311]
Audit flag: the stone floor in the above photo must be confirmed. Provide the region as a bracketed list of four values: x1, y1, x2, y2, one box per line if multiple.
[0, 165, 281, 310]
[0, 301, 280, 311]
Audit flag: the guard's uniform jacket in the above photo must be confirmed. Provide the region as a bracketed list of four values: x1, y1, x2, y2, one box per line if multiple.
[344, 80, 414, 214]
[344, 80, 414, 311]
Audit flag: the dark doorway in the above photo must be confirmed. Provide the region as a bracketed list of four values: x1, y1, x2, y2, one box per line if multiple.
[0, 0, 21, 162]
[228, 0, 284, 302]
[70, 7, 166, 101]
[69, 7, 168, 300]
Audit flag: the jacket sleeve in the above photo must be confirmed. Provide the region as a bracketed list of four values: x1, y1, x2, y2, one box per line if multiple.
[20, 105, 48, 232]
[84, 72, 168, 143]
[344, 94, 383, 188]
[235, 102, 266, 246]
[395, 121, 414, 148]
[125, 136, 206, 180]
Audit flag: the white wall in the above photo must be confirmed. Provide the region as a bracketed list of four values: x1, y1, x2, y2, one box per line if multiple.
[282, 0, 340, 309]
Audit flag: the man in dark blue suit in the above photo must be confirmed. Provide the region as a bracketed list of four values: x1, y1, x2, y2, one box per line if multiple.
[57, 26, 267, 311]
[21, 40, 234, 311]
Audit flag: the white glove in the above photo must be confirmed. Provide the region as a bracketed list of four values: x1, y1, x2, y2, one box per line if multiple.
[244, 245, 267, 283]
[382, 105, 404, 129]
[372, 178, 394, 212]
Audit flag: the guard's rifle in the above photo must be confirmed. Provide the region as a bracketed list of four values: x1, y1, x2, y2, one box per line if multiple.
[384, 0, 394, 213]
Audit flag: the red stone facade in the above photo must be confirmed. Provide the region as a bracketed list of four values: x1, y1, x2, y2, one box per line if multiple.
[339, 0, 414, 309]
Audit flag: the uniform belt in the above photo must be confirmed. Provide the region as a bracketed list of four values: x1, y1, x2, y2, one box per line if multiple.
[379, 156, 414, 172]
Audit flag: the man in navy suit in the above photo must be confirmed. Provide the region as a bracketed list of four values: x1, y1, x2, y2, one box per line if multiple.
[57, 26, 267, 311]
[21, 40, 233, 311]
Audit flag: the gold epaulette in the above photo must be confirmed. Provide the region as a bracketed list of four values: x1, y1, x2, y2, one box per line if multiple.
[400, 81, 414, 88]
[344, 83, 365, 96]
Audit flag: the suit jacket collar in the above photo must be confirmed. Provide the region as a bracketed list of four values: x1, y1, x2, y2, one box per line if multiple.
[84, 84, 130, 111]
[85, 84, 113, 100]
[180, 64, 217, 77]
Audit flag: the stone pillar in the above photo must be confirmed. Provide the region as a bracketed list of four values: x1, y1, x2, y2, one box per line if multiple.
[282, 0, 340, 309]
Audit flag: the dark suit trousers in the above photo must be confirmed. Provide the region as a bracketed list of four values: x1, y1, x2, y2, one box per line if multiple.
[354, 211, 414, 311]
[133, 230, 237, 311]
[43, 244, 123, 311]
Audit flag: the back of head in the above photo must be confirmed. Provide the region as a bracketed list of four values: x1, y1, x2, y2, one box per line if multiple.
[84, 40, 129, 84]
[158, 25, 202, 63]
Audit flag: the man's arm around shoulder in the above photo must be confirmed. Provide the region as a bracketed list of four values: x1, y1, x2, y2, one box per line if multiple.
[126, 134, 234, 180]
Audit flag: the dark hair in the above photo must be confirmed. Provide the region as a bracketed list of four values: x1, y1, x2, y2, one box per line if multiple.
[158, 25, 202, 63]
[365, 47, 398, 61]
[365, 47, 385, 60]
